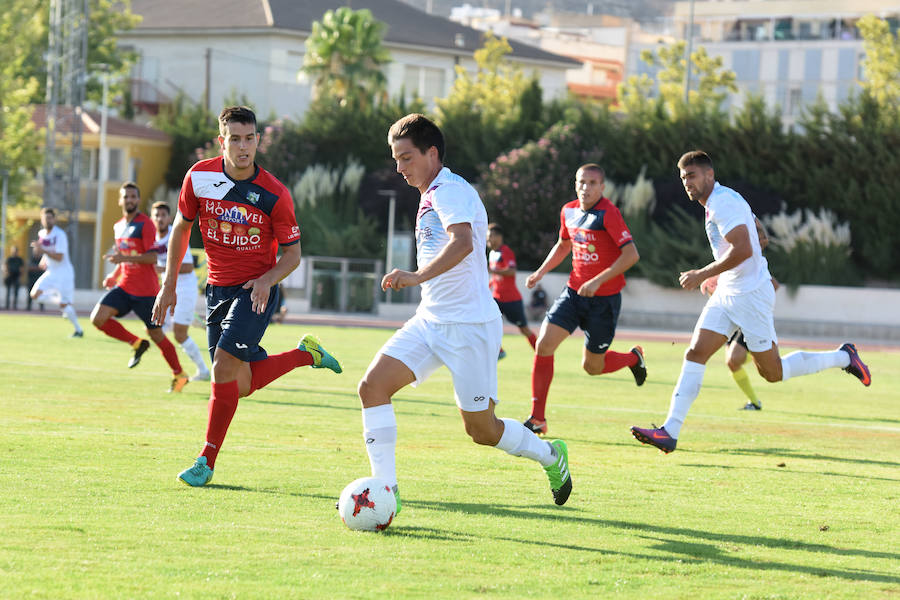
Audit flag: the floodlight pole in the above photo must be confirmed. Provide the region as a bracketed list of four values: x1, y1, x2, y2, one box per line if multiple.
[684, 0, 696, 106]
[91, 64, 109, 289]
[377, 189, 397, 301]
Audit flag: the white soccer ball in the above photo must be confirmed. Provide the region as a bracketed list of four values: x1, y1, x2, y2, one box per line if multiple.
[337, 477, 396, 532]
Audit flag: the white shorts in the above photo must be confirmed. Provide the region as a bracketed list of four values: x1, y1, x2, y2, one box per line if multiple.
[31, 269, 74, 305]
[171, 272, 200, 326]
[696, 282, 778, 353]
[380, 314, 502, 412]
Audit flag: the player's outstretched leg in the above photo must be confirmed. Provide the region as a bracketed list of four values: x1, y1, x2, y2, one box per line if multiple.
[543, 440, 572, 506]
[630, 425, 677, 453]
[839, 343, 871, 387]
[177, 456, 214, 487]
[299, 334, 342, 373]
[128, 339, 151, 368]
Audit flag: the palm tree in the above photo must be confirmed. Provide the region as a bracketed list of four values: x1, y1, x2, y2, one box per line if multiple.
[302, 7, 391, 108]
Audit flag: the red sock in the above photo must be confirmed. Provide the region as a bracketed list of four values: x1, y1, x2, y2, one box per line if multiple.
[526, 333, 537, 349]
[201, 380, 240, 469]
[155, 336, 183, 374]
[97, 319, 138, 345]
[530, 354, 554, 421]
[601, 350, 638, 374]
[248, 348, 313, 395]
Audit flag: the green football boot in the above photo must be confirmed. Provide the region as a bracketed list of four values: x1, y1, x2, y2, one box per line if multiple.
[543, 440, 572, 506]
[177, 456, 214, 487]
[299, 334, 342, 374]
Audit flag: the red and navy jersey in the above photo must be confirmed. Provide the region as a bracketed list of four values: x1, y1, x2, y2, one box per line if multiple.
[488, 244, 522, 302]
[113, 212, 160, 297]
[559, 197, 633, 296]
[178, 157, 300, 287]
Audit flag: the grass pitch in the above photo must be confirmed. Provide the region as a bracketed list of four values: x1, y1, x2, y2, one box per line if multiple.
[0, 313, 897, 599]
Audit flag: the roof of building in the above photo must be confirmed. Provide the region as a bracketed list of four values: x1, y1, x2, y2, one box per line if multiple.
[30, 105, 171, 142]
[128, 0, 580, 65]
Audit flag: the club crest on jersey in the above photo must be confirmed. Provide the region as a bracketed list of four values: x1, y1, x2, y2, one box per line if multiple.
[246, 191, 260, 205]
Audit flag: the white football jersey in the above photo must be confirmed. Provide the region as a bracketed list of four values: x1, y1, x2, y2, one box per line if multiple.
[704, 183, 770, 295]
[414, 167, 500, 324]
[36, 225, 74, 273]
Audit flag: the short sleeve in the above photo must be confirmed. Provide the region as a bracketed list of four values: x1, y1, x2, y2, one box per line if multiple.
[272, 187, 301, 246]
[711, 196, 748, 238]
[431, 183, 476, 228]
[56, 229, 69, 260]
[178, 169, 198, 221]
[559, 205, 570, 240]
[603, 205, 633, 248]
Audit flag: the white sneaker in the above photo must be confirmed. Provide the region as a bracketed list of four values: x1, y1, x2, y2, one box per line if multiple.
[190, 371, 211, 382]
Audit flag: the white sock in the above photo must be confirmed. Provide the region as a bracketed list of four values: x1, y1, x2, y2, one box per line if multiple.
[496, 418, 555, 467]
[180, 337, 209, 374]
[662, 360, 706, 439]
[62, 305, 82, 332]
[362, 404, 398, 489]
[780, 350, 850, 383]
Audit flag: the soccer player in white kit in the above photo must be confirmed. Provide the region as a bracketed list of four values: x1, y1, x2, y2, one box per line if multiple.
[631, 150, 871, 453]
[151, 201, 211, 382]
[356, 114, 572, 514]
[29, 207, 84, 337]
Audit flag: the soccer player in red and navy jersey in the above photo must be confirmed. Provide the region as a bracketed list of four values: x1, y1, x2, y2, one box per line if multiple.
[152, 106, 342, 487]
[90, 182, 188, 391]
[487, 223, 536, 357]
[522, 164, 645, 435]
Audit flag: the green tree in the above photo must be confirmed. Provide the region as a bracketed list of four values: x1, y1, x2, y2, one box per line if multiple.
[435, 33, 548, 181]
[0, 0, 44, 208]
[17, 0, 140, 108]
[857, 15, 900, 116]
[302, 7, 391, 109]
[618, 41, 737, 119]
[151, 93, 218, 189]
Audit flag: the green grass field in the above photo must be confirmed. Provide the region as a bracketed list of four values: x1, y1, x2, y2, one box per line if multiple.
[1, 313, 897, 599]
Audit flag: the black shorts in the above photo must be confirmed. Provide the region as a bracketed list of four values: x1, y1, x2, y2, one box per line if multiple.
[100, 286, 160, 329]
[206, 283, 279, 362]
[729, 330, 749, 351]
[546, 286, 621, 354]
[494, 298, 528, 328]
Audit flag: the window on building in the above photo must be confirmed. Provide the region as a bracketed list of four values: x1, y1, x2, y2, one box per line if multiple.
[787, 88, 802, 116]
[403, 65, 445, 102]
[108, 149, 122, 181]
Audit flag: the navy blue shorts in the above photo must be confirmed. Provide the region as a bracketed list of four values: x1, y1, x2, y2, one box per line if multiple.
[100, 286, 160, 329]
[494, 298, 528, 328]
[206, 283, 279, 362]
[545, 287, 621, 354]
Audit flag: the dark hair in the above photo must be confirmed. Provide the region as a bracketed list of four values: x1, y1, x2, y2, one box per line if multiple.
[151, 201, 170, 214]
[388, 113, 444, 161]
[577, 163, 605, 179]
[40, 207, 56, 216]
[120, 181, 141, 197]
[218, 106, 257, 136]
[488, 223, 504, 236]
[677, 150, 714, 170]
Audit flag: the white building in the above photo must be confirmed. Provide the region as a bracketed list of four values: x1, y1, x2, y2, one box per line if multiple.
[120, 0, 578, 121]
[628, 0, 900, 125]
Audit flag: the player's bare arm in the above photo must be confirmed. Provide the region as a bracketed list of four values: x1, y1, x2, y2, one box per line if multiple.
[104, 249, 159, 265]
[383, 222, 473, 291]
[244, 241, 301, 314]
[577, 241, 640, 296]
[152, 214, 192, 325]
[679, 224, 753, 290]
[526, 238, 572, 289]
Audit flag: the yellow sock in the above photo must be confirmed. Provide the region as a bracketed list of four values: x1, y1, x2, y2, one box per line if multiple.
[732, 367, 760, 407]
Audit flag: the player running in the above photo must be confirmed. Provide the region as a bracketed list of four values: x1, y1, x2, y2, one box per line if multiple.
[631, 150, 871, 453]
[29, 208, 84, 337]
[487, 223, 537, 359]
[151, 201, 211, 382]
[522, 163, 644, 436]
[152, 106, 341, 487]
[357, 114, 572, 513]
[91, 182, 188, 391]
